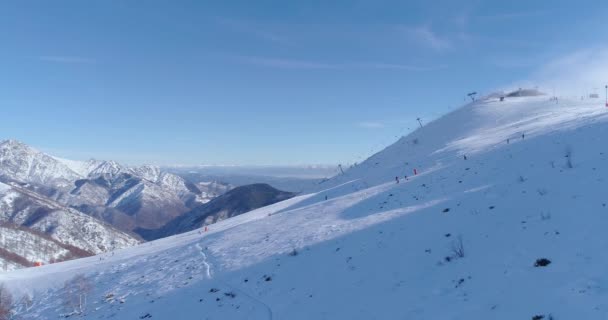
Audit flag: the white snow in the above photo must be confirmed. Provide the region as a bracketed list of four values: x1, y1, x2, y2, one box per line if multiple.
[3, 96, 608, 319]
[0, 182, 10, 192]
[50, 156, 93, 177]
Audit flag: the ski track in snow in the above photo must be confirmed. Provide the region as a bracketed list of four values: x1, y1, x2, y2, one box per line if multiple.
[196, 241, 274, 319]
[195, 243, 212, 279]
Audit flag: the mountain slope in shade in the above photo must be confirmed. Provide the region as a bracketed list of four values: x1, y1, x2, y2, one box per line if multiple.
[137, 183, 295, 240]
[6, 95, 608, 319]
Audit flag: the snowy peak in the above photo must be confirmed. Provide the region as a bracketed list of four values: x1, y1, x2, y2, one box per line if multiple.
[87, 160, 127, 177]
[130, 165, 162, 182]
[52, 157, 101, 177]
[0, 140, 82, 185]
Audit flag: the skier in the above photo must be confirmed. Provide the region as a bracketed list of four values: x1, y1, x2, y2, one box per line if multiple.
[463, 155, 468, 160]
[395, 176, 400, 184]
[522, 133, 525, 140]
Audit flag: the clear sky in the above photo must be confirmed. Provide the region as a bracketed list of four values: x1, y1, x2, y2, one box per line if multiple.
[1, 0, 607, 165]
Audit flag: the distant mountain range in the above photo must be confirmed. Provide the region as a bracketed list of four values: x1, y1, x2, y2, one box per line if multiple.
[0, 140, 294, 271]
[166, 165, 336, 193]
[0, 140, 209, 231]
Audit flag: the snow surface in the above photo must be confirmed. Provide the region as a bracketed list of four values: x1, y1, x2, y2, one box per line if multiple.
[3, 96, 608, 319]
[0, 182, 10, 192]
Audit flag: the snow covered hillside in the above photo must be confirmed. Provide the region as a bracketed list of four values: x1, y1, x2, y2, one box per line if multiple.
[3, 95, 608, 319]
[0, 181, 140, 271]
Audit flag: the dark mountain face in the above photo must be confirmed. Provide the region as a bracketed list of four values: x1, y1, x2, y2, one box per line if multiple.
[137, 184, 295, 240]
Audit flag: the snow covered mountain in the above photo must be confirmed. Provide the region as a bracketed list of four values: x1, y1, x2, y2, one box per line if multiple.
[3, 94, 608, 319]
[0, 140, 82, 187]
[0, 223, 91, 272]
[0, 181, 139, 272]
[0, 141, 219, 271]
[196, 181, 234, 202]
[0, 140, 207, 232]
[137, 184, 295, 240]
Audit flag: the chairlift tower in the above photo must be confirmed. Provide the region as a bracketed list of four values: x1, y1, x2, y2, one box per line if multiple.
[467, 92, 477, 101]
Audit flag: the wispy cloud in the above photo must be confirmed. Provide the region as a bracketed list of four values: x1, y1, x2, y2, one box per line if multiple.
[478, 11, 549, 21]
[241, 56, 337, 69]
[238, 56, 445, 71]
[215, 17, 294, 46]
[513, 47, 608, 95]
[38, 56, 96, 64]
[361, 62, 446, 71]
[399, 25, 451, 51]
[486, 54, 546, 69]
[357, 121, 385, 129]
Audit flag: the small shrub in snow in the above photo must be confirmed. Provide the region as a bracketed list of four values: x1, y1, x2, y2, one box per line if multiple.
[19, 294, 33, 313]
[61, 274, 92, 316]
[451, 236, 465, 259]
[534, 258, 551, 267]
[0, 284, 14, 320]
[442, 236, 465, 263]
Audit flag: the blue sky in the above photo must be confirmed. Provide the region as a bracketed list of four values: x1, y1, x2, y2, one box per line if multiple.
[1, 0, 607, 165]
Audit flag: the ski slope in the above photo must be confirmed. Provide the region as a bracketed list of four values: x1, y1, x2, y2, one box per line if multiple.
[3, 95, 608, 319]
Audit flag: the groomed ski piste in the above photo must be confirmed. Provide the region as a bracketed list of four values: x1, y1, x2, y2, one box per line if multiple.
[3, 94, 608, 319]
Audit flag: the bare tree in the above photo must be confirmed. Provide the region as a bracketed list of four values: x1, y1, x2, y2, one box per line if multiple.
[62, 274, 92, 316]
[0, 284, 13, 320]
